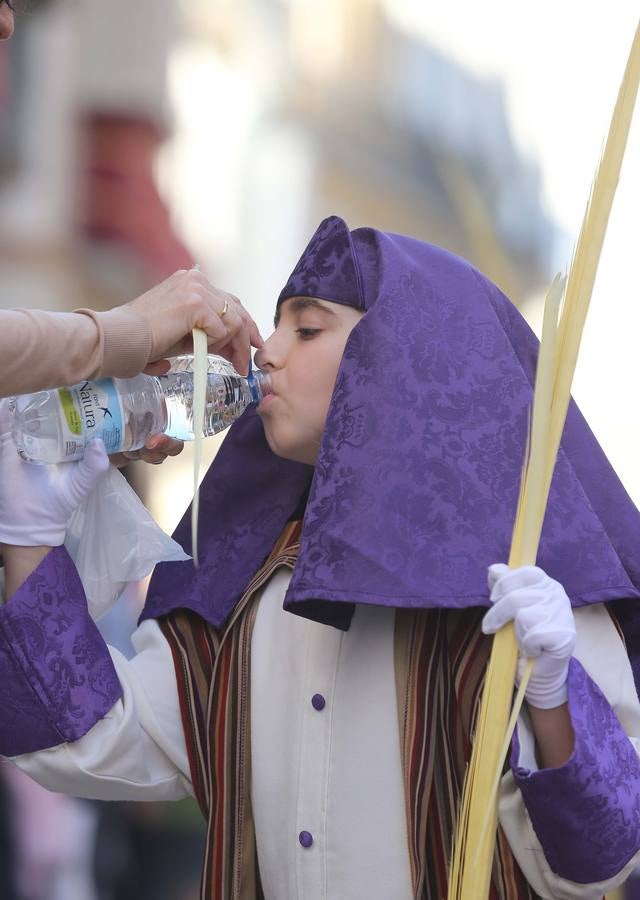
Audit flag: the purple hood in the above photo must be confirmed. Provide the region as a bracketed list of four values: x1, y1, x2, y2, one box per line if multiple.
[142, 215, 640, 645]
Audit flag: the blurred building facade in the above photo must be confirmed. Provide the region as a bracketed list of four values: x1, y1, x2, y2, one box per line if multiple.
[178, 0, 553, 321]
[0, 0, 554, 320]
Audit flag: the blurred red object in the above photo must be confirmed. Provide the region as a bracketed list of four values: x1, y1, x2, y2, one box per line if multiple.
[78, 114, 193, 287]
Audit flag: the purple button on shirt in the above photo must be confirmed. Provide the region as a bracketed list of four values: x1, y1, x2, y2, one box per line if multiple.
[311, 693, 326, 711]
[299, 831, 313, 848]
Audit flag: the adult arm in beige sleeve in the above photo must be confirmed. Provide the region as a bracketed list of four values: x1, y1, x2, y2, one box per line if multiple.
[0, 306, 152, 398]
[0, 269, 263, 398]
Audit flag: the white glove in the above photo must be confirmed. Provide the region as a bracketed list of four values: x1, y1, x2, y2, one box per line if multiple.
[481, 563, 576, 709]
[0, 401, 109, 547]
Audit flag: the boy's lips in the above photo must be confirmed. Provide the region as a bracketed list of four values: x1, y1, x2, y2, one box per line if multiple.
[258, 392, 276, 412]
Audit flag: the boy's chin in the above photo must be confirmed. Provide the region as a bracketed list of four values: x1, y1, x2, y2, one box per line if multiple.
[265, 433, 317, 467]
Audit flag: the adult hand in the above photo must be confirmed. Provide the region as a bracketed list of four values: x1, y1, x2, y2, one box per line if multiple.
[0, 2, 14, 41]
[127, 268, 264, 376]
[108, 433, 184, 468]
[482, 564, 576, 709]
[0, 402, 109, 547]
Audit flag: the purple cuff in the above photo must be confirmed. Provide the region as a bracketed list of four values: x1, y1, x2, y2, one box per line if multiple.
[512, 657, 640, 883]
[0, 546, 122, 756]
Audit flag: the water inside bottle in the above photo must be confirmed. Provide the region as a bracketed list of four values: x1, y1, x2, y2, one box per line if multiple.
[10, 392, 66, 464]
[160, 371, 253, 441]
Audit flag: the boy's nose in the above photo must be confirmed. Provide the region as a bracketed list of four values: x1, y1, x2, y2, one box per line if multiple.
[255, 334, 285, 371]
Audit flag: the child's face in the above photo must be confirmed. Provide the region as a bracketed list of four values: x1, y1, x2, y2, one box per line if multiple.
[255, 297, 363, 465]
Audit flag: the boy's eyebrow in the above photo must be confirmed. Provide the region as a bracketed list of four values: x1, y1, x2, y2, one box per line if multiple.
[274, 297, 338, 328]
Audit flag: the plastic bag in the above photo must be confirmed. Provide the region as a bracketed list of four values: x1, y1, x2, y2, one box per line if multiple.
[64, 465, 190, 620]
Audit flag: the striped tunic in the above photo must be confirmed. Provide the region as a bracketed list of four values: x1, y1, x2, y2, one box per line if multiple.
[159, 521, 538, 900]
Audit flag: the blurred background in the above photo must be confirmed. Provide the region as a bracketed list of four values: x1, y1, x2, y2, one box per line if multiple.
[0, 1, 638, 898]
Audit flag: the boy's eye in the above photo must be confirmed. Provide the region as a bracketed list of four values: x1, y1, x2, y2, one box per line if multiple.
[295, 328, 321, 340]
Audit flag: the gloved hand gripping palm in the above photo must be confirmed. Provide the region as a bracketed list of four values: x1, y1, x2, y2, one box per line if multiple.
[482, 564, 577, 709]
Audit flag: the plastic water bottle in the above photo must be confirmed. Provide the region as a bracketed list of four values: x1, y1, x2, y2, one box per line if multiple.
[10, 355, 272, 464]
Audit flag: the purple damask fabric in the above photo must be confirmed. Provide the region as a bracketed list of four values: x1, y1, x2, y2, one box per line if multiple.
[512, 658, 640, 883]
[0, 546, 122, 756]
[143, 215, 640, 649]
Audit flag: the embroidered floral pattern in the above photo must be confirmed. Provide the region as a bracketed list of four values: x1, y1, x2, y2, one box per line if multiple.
[513, 658, 640, 883]
[0, 546, 122, 755]
[277, 215, 364, 309]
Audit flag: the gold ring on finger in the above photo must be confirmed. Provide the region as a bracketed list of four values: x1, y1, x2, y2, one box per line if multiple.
[220, 298, 229, 318]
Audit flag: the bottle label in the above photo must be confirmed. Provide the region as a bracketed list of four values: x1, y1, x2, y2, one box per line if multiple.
[57, 379, 124, 459]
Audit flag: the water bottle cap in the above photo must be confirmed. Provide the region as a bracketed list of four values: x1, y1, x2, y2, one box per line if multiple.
[250, 369, 272, 402]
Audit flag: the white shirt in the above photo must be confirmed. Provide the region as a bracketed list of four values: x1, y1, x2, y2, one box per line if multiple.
[250, 568, 413, 900]
[7, 571, 640, 900]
